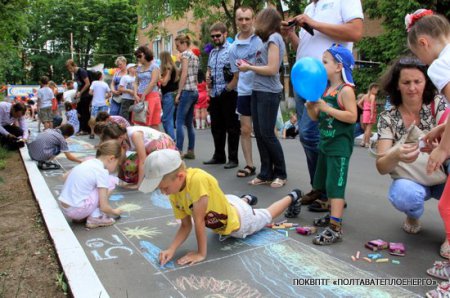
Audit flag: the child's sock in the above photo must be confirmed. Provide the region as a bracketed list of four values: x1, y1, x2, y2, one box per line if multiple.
[201, 119, 206, 129]
[330, 216, 342, 232]
[195, 119, 200, 129]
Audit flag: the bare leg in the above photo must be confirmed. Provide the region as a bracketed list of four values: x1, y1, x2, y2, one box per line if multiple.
[329, 198, 345, 219]
[363, 123, 373, 145]
[240, 115, 253, 168]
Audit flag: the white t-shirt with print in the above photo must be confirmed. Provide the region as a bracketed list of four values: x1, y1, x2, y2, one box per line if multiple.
[58, 158, 110, 208]
[126, 126, 164, 151]
[119, 75, 136, 100]
[37, 86, 54, 109]
[90, 81, 111, 107]
[296, 0, 364, 60]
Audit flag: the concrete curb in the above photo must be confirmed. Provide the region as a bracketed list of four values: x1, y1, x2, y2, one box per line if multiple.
[19, 147, 109, 298]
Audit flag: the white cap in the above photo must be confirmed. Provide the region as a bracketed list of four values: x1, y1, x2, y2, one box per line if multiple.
[126, 63, 136, 70]
[138, 149, 182, 193]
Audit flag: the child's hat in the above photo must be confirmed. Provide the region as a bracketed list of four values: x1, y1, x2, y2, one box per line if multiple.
[126, 63, 136, 70]
[327, 44, 355, 86]
[139, 149, 182, 193]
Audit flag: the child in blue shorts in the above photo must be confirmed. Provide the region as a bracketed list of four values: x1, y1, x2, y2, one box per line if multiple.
[305, 44, 357, 245]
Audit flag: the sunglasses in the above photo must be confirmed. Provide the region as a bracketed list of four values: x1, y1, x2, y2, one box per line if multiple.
[398, 57, 426, 66]
[210, 34, 222, 39]
[135, 54, 143, 59]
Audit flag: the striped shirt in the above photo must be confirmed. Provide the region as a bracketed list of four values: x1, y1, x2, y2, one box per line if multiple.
[27, 129, 69, 161]
[181, 50, 199, 91]
[109, 115, 130, 128]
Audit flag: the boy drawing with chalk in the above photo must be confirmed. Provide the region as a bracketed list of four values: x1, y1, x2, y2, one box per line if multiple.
[139, 149, 302, 265]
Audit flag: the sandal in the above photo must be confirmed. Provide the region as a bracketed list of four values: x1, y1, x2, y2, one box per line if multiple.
[37, 161, 61, 170]
[237, 166, 256, 178]
[313, 214, 330, 227]
[426, 281, 450, 298]
[312, 227, 342, 245]
[441, 241, 450, 259]
[427, 261, 450, 280]
[402, 218, 421, 234]
[270, 178, 286, 188]
[76, 131, 89, 136]
[240, 194, 258, 206]
[89, 134, 95, 139]
[248, 178, 271, 186]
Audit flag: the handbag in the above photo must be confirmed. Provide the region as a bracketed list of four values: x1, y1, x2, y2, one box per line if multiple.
[131, 101, 148, 123]
[112, 95, 122, 104]
[384, 124, 446, 186]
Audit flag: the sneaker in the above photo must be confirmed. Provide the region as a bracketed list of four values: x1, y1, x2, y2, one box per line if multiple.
[240, 194, 258, 206]
[183, 151, 195, 160]
[86, 215, 115, 229]
[312, 227, 342, 245]
[426, 281, 450, 298]
[284, 189, 302, 218]
[301, 189, 323, 205]
[313, 214, 330, 227]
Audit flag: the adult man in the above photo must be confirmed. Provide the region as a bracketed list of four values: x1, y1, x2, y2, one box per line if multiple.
[0, 102, 28, 150]
[282, 0, 364, 207]
[229, 7, 262, 178]
[204, 22, 240, 169]
[65, 59, 92, 135]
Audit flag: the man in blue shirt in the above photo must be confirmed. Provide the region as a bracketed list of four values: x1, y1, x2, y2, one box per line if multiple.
[204, 22, 240, 169]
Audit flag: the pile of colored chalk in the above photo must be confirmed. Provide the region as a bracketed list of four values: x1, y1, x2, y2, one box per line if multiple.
[350, 251, 400, 265]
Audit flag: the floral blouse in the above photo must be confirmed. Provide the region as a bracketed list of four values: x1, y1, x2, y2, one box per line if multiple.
[377, 95, 448, 143]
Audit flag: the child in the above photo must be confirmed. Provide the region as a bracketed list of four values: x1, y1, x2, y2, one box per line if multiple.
[406, 9, 450, 295]
[28, 124, 82, 169]
[37, 76, 54, 130]
[95, 111, 130, 128]
[64, 101, 80, 134]
[138, 149, 302, 265]
[304, 44, 357, 245]
[282, 113, 299, 139]
[89, 71, 111, 139]
[194, 69, 210, 130]
[53, 93, 64, 127]
[58, 140, 123, 228]
[118, 63, 137, 122]
[357, 83, 379, 147]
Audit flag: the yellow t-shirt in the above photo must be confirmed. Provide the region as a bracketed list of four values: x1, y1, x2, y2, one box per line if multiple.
[169, 168, 240, 235]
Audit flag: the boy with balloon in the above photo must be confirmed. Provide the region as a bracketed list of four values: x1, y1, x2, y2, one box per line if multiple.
[292, 44, 357, 245]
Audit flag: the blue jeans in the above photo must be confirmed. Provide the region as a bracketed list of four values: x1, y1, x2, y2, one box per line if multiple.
[295, 94, 320, 185]
[354, 122, 364, 138]
[388, 179, 444, 219]
[162, 92, 176, 141]
[251, 91, 286, 180]
[109, 98, 121, 116]
[176, 90, 198, 152]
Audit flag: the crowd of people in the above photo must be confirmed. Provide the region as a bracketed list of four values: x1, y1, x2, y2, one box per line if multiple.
[3, 2, 450, 296]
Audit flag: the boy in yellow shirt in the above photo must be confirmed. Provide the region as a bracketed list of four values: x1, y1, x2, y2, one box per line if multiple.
[139, 149, 302, 266]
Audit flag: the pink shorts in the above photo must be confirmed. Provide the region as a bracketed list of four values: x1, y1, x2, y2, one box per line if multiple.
[59, 176, 118, 220]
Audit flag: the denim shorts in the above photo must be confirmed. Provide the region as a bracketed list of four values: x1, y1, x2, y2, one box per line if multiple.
[91, 105, 109, 117]
[237, 95, 251, 116]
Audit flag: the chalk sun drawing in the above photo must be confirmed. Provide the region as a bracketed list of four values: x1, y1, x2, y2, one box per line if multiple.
[116, 203, 142, 213]
[174, 275, 263, 298]
[166, 219, 180, 227]
[123, 226, 161, 239]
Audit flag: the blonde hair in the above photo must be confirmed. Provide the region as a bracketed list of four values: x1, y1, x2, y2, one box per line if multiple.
[115, 56, 127, 66]
[175, 34, 191, 47]
[65, 59, 77, 67]
[96, 139, 123, 159]
[408, 14, 450, 46]
[159, 51, 178, 80]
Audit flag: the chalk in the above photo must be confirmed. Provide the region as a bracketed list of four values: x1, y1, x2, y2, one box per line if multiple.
[351, 256, 356, 261]
[285, 231, 288, 237]
[275, 219, 287, 225]
[363, 257, 372, 263]
[272, 224, 287, 229]
[276, 229, 286, 234]
[376, 258, 389, 263]
[392, 260, 400, 265]
[283, 223, 299, 228]
[368, 253, 382, 260]
[356, 251, 360, 259]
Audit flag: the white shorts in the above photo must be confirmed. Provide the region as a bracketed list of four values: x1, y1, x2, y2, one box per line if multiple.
[226, 194, 272, 239]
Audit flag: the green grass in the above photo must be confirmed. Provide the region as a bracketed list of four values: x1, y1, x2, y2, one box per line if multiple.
[0, 146, 9, 160]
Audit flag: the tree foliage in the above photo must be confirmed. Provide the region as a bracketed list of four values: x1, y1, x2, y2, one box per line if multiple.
[15, 0, 137, 84]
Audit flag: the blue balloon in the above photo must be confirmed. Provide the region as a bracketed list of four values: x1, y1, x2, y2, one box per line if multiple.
[226, 37, 234, 44]
[291, 57, 327, 102]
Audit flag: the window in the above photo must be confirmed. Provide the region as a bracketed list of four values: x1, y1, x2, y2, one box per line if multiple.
[164, 35, 172, 54]
[153, 36, 161, 58]
[141, 19, 148, 29]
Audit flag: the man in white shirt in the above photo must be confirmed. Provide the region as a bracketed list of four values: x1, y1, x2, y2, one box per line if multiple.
[0, 102, 28, 150]
[282, 0, 364, 206]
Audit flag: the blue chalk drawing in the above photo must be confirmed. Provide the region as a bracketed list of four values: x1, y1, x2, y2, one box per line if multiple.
[109, 194, 124, 202]
[239, 228, 285, 246]
[150, 189, 172, 209]
[140, 240, 175, 270]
